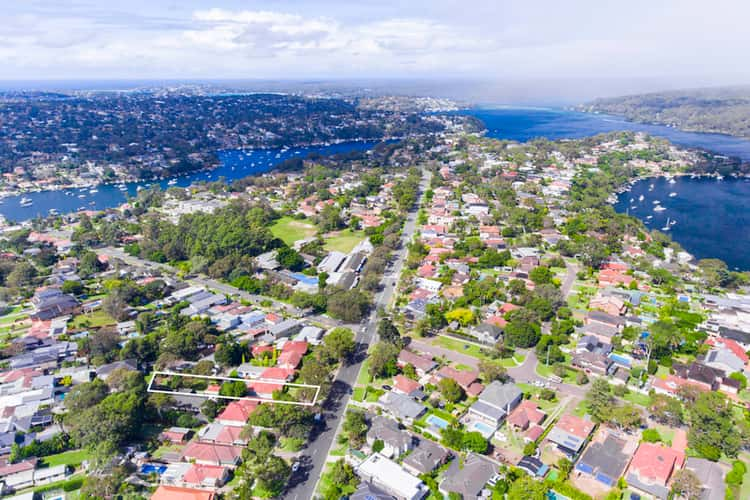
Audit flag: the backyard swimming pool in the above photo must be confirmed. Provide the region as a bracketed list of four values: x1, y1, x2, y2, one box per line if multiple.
[608, 353, 632, 366]
[425, 414, 449, 429]
[140, 464, 167, 475]
[469, 420, 496, 437]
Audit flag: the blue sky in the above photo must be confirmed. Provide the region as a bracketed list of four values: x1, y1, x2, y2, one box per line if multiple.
[2, 0, 749, 91]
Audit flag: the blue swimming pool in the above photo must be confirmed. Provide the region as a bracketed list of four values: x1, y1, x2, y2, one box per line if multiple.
[548, 491, 571, 500]
[425, 414, 449, 429]
[141, 464, 167, 475]
[470, 421, 496, 436]
[608, 353, 632, 366]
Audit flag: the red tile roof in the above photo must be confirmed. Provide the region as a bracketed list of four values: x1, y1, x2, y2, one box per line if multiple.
[181, 442, 242, 465]
[435, 366, 478, 389]
[217, 399, 259, 424]
[282, 340, 308, 355]
[260, 367, 294, 381]
[508, 401, 545, 429]
[151, 485, 214, 500]
[398, 350, 435, 372]
[706, 337, 749, 363]
[554, 414, 595, 440]
[182, 464, 227, 486]
[393, 375, 421, 395]
[629, 442, 685, 485]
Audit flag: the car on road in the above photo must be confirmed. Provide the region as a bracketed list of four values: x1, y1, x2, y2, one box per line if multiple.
[292, 461, 300, 473]
[382, 385, 392, 391]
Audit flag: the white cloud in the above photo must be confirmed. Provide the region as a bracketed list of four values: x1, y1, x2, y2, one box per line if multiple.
[0, 0, 748, 90]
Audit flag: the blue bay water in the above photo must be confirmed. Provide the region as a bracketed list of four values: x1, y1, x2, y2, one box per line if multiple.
[6, 106, 750, 269]
[0, 141, 379, 223]
[465, 107, 750, 270]
[615, 176, 750, 270]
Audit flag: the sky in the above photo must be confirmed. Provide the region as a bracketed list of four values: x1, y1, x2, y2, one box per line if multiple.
[2, 0, 749, 101]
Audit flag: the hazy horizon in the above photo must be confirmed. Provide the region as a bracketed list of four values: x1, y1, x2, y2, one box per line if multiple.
[2, 0, 749, 104]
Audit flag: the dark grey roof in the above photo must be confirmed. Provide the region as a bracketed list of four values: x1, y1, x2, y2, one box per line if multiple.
[586, 310, 626, 326]
[367, 416, 412, 450]
[685, 457, 727, 500]
[402, 438, 449, 474]
[350, 481, 393, 500]
[469, 400, 506, 421]
[578, 434, 630, 481]
[378, 392, 426, 420]
[478, 381, 522, 410]
[439, 453, 497, 498]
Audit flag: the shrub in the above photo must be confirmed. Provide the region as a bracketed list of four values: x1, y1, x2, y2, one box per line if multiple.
[641, 428, 661, 443]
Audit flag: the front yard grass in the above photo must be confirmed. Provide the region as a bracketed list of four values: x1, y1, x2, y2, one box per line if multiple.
[270, 216, 317, 245]
[69, 310, 116, 329]
[324, 229, 365, 253]
[40, 449, 90, 467]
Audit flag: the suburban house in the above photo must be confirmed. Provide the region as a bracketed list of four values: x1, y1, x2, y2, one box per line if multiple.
[585, 310, 625, 331]
[575, 431, 635, 488]
[546, 414, 596, 457]
[356, 453, 429, 500]
[151, 485, 215, 500]
[216, 400, 258, 427]
[393, 375, 422, 398]
[507, 400, 546, 441]
[378, 392, 426, 422]
[468, 322, 503, 344]
[366, 416, 414, 459]
[439, 453, 498, 499]
[401, 438, 450, 476]
[433, 366, 484, 397]
[626, 442, 685, 500]
[160, 427, 191, 444]
[467, 381, 523, 428]
[684, 457, 728, 500]
[397, 350, 437, 376]
[181, 442, 242, 467]
[572, 350, 614, 376]
[268, 319, 302, 339]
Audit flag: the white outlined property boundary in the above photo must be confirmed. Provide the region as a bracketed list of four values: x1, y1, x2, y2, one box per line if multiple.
[147, 370, 321, 406]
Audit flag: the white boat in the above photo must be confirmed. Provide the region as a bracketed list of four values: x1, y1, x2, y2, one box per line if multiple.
[167, 179, 177, 186]
[118, 185, 127, 191]
[662, 217, 671, 231]
[717, 175, 724, 181]
[638, 195, 644, 201]
[49, 208, 59, 215]
[670, 219, 677, 225]
[629, 198, 634, 203]
[78, 194, 86, 199]
[136, 186, 143, 191]
[646, 215, 653, 219]
[652, 200, 660, 204]
[654, 205, 667, 212]
[89, 189, 98, 194]
[668, 178, 676, 184]
[20, 197, 32, 207]
[669, 192, 677, 197]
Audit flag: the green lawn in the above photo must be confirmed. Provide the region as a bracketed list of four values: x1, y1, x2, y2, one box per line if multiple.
[621, 390, 651, 407]
[435, 336, 491, 360]
[356, 360, 372, 386]
[536, 362, 578, 384]
[41, 449, 90, 467]
[352, 387, 366, 402]
[69, 310, 116, 329]
[270, 216, 317, 245]
[324, 229, 365, 253]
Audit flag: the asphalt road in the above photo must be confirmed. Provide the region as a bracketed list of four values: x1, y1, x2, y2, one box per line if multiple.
[285, 169, 430, 500]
